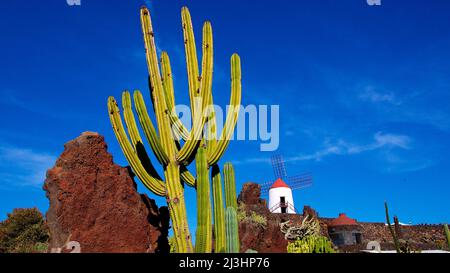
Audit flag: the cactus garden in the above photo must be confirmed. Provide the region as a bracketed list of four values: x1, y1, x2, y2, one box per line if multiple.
[0, 1, 449, 264]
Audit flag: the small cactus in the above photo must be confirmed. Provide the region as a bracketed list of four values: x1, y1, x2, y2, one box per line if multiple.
[225, 207, 240, 253]
[444, 224, 450, 250]
[287, 236, 335, 253]
[385, 202, 401, 253]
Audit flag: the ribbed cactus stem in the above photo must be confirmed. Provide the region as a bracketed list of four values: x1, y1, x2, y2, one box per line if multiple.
[141, 6, 193, 253]
[107, 96, 165, 196]
[225, 207, 239, 253]
[212, 165, 226, 253]
[444, 224, 450, 250]
[385, 202, 400, 253]
[208, 54, 242, 166]
[195, 144, 212, 253]
[224, 163, 238, 210]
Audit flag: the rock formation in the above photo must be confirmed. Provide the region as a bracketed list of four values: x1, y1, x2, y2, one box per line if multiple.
[43, 132, 169, 253]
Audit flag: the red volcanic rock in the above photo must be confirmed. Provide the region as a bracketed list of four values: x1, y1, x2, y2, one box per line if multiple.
[43, 132, 169, 253]
[238, 183, 266, 207]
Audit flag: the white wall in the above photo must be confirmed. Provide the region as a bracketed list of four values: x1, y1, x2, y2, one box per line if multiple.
[268, 187, 295, 214]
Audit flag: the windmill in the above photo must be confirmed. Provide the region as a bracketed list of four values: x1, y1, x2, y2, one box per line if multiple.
[260, 155, 313, 214]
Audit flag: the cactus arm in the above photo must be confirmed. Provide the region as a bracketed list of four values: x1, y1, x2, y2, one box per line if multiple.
[134, 90, 196, 188]
[212, 164, 226, 253]
[141, 6, 193, 253]
[205, 86, 217, 155]
[194, 144, 212, 253]
[205, 103, 218, 154]
[160, 51, 190, 141]
[133, 91, 169, 165]
[444, 224, 450, 250]
[180, 166, 196, 188]
[225, 207, 240, 253]
[140, 7, 176, 155]
[208, 54, 242, 166]
[385, 202, 400, 253]
[122, 91, 163, 180]
[176, 21, 213, 163]
[224, 163, 238, 210]
[108, 96, 165, 196]
[181, 7, 201, 117]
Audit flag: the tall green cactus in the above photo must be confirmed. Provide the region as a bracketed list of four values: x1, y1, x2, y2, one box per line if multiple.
[225, 207, 240, 253]
[107, 6, 242, 253]
[224, 163, 238, 210]
[212, 165, 226, 253]
[195, 144, 212, 253]
[385, 202, 401, 253]
[444, 224, 450, 250]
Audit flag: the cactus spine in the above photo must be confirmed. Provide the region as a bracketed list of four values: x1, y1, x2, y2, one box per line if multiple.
[225, 207, 240, 253]
[107, 6, 242, 253]
[444, 224, 450, 250]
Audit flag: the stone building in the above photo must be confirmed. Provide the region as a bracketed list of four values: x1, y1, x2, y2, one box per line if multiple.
[327, 213, 362, 246]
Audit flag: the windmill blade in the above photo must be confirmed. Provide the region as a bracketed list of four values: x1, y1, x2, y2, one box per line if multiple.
[260, 181, 273, 195]
[286, 173, 313, 190]
[271, 154, 287, 179]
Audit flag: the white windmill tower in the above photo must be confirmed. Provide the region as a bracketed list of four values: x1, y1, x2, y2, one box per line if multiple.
[261, 155, 313, 214]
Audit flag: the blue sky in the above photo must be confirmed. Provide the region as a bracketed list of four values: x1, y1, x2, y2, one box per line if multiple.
[0, 0, 449, 229]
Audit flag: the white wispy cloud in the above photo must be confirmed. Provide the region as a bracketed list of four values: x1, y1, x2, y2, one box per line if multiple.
[289, 132, 411, 161]
[0, 146, 56, 188]
[234, 132, 412, 164]
[359, 86, 401, 105]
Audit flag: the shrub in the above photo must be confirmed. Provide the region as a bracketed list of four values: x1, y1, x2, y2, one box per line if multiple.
[236, 203, 267, 229]
[0, 208, 49, 253]
[287, 235, 336, 253]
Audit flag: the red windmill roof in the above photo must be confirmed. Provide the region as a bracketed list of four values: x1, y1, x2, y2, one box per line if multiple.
[328, 213, 358, 227]
[270, 178, 290, 189]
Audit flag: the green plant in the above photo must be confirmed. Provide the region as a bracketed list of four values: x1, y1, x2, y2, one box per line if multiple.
[280, 216, 320, 240]
[0, 208, 49, 253]
[384, 202, 401, 253]
[169, 236, 177, 253]
[108, 6, 242, 253]
[287, 235, 335, 253]
[212, 165, 226, 253]
[444, 224, 450, 250]
[237, 202, 247, 222]
[245, 249, 258, 253]
[225, 207, 240, 253]
[236, 203, 267, 229]
[224, 163, 238, 210]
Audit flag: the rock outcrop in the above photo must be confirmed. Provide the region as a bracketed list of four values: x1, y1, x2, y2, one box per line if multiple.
[43, 132, 169, 253]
